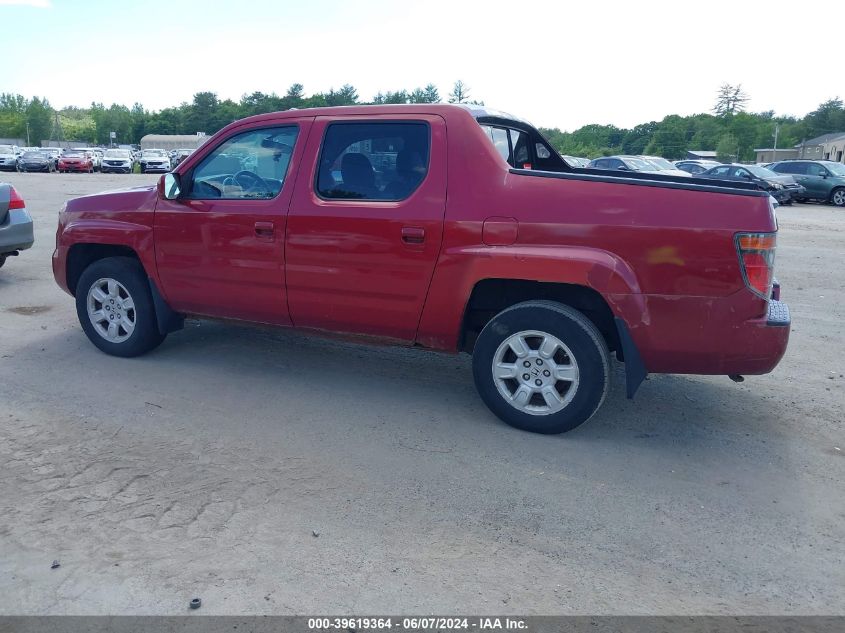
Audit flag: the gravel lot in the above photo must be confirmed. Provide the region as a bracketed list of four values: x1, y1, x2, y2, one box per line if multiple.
[0, 172, 843, 615]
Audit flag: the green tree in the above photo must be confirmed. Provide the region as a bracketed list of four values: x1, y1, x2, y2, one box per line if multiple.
[716, 133, 739, 162]
[714, 83, 750, 117]
[448, 80, 470, 104]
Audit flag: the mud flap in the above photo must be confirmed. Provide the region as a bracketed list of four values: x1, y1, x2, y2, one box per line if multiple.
[148, 278, 184, 335]
[614, 317, 647, 399]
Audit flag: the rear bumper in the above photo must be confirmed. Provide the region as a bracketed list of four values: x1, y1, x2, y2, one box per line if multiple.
[0, 208, 35, 254]
[59, 163, 90, 172]
[616, 289, 791, 376]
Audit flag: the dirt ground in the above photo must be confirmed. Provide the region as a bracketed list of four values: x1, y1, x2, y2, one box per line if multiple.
[0, 172, 842, 615]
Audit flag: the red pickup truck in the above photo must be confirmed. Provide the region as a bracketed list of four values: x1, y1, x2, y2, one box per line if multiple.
[52, 104, 790, 434]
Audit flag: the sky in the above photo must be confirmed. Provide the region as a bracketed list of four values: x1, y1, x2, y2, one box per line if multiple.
[1, 0, 842, 131]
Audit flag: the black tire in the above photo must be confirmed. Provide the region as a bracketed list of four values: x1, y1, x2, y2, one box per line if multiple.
[75, 256, 166, 357]
[472, 300, 610, 434]
[830, 187, 845, 208]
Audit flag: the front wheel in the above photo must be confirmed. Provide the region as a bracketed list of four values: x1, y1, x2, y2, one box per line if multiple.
[831, 188, 845, 207]
[75, 257, 166, 357]
[472, 301, 610, 434]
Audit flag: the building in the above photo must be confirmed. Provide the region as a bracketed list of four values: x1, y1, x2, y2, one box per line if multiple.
[0, 138, 25, 147]
[754, 148, 799, 163]
[140, 133, 210, 151]
[685, 150, 718, 160]
[794, 132, 845, 162]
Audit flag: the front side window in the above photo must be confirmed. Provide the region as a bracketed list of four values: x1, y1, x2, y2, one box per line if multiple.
[806, 162, 828, 177]
[187, 126, 298, 200]
[710, 166, 731, 176]
[316, 122, 430, 201]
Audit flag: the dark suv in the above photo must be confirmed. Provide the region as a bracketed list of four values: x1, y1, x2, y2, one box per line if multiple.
[769, 160, 845, 207]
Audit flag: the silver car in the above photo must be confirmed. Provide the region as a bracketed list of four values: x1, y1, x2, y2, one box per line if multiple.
[0, 183, 35, 268]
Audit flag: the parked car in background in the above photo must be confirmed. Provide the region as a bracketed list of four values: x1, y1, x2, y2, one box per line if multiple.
[639, 155, 691, 177]
[72, 148, 101, 171]
[101, 149, 134, 174]
[0, 182, 34, 269]
[58, 150, 94, 173]
[0, 145, 20, 171]
[171, 148, 194, 168]
[588, 155, 663, 174]
[18, 151, 55, 173]
[701, 163, 804, 205]
[139, 149, 171, 173]
[41, 148, 63, 170]
[561, 155, 590, 168]
[675, 159, 722, 175]
[768, 160, 845, 207]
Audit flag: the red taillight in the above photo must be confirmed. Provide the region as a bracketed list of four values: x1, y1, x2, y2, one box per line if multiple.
[736, 232, 776, 299]
[8, 186, 25, 210]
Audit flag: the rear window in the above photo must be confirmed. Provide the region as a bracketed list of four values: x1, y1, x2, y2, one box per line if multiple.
[316, 122, 430, 201]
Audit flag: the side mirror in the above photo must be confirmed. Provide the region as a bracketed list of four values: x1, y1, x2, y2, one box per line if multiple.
[617, 165, 629, 171]
[162, 173, 182, 200]
[820, 172, 828, 179]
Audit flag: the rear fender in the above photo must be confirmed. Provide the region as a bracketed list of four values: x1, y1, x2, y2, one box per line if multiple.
[417, 245, 648, 350]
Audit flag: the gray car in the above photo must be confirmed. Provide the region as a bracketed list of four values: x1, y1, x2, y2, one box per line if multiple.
[0, 183, 35, 268]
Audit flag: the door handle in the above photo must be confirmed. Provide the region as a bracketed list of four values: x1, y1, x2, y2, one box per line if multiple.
[401, 226, 425, 244]
[255, 221, 275, 240]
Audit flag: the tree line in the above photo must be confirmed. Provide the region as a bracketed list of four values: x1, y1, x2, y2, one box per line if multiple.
[0, 81, 479, 148]
[2, 81, 844, 163]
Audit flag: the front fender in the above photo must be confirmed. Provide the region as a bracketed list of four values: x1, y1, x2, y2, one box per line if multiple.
[55, 218, 159, 294]
[416, 244, 647, 351]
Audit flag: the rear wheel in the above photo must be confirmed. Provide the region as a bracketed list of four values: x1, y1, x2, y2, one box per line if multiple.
[472, 301, 610, 434]
[75, 257, 166, 357]
[831, 188, 845, 207]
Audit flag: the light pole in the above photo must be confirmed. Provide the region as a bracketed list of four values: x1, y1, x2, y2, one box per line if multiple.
[773, 123, 779, 162]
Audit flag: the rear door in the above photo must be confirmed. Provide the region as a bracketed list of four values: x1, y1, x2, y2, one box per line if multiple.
[285, 114, 446, 342]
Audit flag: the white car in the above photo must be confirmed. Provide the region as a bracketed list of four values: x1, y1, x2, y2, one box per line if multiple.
[0, 145, 21, 171]
[639, 155, 692, 177]
[100, 149, 134, 174]
[139, 149, 172, 173]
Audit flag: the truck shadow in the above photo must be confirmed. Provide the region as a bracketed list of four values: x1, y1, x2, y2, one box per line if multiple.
[143, 319, 787, 449]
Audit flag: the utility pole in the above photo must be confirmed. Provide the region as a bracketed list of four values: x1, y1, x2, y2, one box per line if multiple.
[25, 121, 30, 146]
[773, 123, 779, 161]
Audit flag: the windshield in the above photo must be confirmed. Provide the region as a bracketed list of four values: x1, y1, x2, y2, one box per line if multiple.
[624, 157, 656, 171]
[23, 152, 45, 158]
[0, 145, 14, 153]
[643, 157, 676, 170]
[142, 150, 166, 157]
[825, 162, 845, 176]
[63, 152, 83, 157]
[745, 165, 779, 179]
[105, 150, 131, 158]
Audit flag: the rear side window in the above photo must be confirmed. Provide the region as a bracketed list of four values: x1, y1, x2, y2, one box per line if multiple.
[774, 162, 805, 175]
[317, 122, 430, 201]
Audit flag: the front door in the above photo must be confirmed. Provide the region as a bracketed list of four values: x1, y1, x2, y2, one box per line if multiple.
[154, 120, 311, 324]
[285, 115, 447, 342]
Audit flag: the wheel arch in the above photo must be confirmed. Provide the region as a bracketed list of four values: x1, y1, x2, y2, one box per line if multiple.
[459, 278, 621, 356]
[66, 243, 142, 296]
